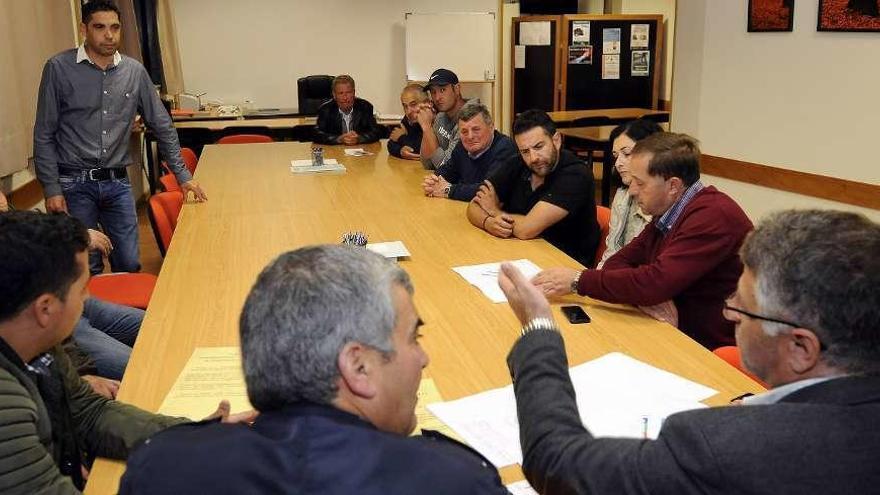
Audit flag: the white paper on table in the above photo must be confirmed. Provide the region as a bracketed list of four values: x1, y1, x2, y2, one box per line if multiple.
[344, 148, 373, 156]
[366, 241, 411, 259]
[290, 159, 345, 174]
[428, 352, 716, 468]
[377, 113, 404, 121]
[519, 21, 551, 46]
[452, 259, 541, 303]
[158, 347, 252, 420]
[507, 480, 539, 495]
[514, 45, 526, 69]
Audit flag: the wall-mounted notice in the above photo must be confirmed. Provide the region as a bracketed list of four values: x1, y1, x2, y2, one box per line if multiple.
[572, 21, 590, 44]
[602, 54, 620, 79]
[520, 21, 551, 46]
[631, 24, 649, 49]
[514, 45, 526, 69]
[569, 45, 593, 65]
[632, 50, 650, 76]
[602, 28, 621, 54]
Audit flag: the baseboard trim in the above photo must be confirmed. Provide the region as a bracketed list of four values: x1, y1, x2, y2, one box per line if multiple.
[701, 154, 879, 211]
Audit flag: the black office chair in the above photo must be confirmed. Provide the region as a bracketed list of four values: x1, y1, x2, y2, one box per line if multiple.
[297, 75, 335, 116]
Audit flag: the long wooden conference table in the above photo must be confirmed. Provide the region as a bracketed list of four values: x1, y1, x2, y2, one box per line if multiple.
[86, 142, 763, 493]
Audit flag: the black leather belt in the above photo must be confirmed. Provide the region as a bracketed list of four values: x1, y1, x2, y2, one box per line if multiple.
[58, 167, 127, 181]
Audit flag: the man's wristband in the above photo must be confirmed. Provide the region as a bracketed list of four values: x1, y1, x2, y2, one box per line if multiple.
[481, 215, 491, 229]
[520, 317, 559, 336]
[570, 270, 584, 295]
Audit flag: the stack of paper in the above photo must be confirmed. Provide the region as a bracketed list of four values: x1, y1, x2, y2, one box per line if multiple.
[290, 159, 346, 174]
[428, 352, 717, 467]
[452, 259, 541, 303]
[158, 347, 252, 420]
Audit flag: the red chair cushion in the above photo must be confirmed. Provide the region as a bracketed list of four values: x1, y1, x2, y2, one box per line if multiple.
[88, 272, 158, 309]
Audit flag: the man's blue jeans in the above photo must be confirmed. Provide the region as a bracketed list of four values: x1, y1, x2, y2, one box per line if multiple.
[73, 298, 143, 380]
[60, 174, 141, 275]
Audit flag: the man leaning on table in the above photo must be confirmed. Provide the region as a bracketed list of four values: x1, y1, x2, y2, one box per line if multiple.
[119, 245, 507, 494]
[387, 83, 427, 160]
[419, 68, 473, 170]
[314, 74, 385, 145]
[0, 211, 249, 494]
[422, 102, 518, 201]
[34, 0, 207, 277]
[533, 132, 752, 350]
[467, 109, 600, 267]
[500, 209, 880, 495]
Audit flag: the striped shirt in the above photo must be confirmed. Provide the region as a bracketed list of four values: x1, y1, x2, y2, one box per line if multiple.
[656, 180, 704, 235]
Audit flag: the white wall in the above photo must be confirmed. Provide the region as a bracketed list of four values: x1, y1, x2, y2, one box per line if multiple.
[171, 0, 499, 115]
[672, 0, 880, 222]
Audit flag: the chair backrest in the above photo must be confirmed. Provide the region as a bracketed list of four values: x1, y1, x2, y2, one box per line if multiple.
[594, 205, 612, 266]
[159, 172, 180, 192]
[712, 346, 768, 387]
[148, 191, 184, 256]
[297, 75, 334, 116]
[181, 147, 198, 174]
[216, 133, 274, 145]
[640, 112, 669, 124]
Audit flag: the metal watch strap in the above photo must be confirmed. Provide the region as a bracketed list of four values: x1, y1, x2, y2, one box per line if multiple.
[520, 317, 558, 336]
[570, 270, 584, 295]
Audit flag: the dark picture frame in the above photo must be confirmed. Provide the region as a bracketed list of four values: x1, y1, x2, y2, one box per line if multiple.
[818, 0, 880, 31]
[748, 0, 795, 32]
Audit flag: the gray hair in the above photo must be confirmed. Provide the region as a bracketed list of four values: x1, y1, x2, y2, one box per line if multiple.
[332, 74, 355, 92]
[458, 102, 493, 127]
[740, 209, 880, 374]
[240, 245, 413, 410]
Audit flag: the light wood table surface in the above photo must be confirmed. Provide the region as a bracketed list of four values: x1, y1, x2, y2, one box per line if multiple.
[173, 116, 400, 130]
[548, 107, 668, 126]
[86, 142, 763, 493]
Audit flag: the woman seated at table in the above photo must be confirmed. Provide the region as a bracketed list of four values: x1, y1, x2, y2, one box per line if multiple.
[597, 118, 663, 268]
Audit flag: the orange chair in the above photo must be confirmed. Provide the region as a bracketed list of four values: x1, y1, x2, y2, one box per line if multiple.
[88, 273, 158, 309]
[216, 134, 274, 144]
[593, 205, 612, 266]
[148, 191, 184, 256]
[159, 147, 199, 192]
[713, 346, 768, 387]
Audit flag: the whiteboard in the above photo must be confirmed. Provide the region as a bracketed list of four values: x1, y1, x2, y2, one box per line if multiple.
[406, 12, 496, 82]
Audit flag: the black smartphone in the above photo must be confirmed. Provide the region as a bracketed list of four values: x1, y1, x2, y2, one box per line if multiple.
[561, 305, 591, 324]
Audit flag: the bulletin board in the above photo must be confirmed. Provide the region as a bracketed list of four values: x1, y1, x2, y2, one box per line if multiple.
[560, 14, 663, 110]
[511, 16, 562, 115]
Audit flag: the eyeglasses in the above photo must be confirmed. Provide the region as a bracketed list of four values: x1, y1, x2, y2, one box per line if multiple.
[723, 297, 826, 350]
[722, 304, 804, 329]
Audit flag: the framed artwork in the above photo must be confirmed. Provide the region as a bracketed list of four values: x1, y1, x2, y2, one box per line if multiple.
[748, 0, 795, 32]
[818, 0, 880, 31]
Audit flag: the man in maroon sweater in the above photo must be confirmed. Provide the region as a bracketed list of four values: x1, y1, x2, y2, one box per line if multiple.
[533, 133, 752, 349]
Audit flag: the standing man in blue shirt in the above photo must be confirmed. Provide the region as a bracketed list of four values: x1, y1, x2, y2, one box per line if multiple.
[34, 0, 207, 275]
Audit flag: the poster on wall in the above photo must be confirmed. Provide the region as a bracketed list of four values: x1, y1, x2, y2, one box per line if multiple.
[514, 45, 526, 69]
[631, 24, 649, 48]
[602, 28, 621, 54]
[519, 21, 552, 45]
[747, 0, 795, 32]
[568, 45, 593, 65]
[572, 21, 591, 43]
[602, 54, 620, 79]
[631, 51, 650, 76]
[818, 0, 880, 31]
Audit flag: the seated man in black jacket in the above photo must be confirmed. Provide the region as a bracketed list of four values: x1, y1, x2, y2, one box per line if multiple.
[387, 83, 427, 160]
[314, 74, 385, 145]
[120, 245, 508, 495]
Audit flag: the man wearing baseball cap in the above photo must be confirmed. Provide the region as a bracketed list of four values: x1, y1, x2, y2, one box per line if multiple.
[418, 68, 476, 170]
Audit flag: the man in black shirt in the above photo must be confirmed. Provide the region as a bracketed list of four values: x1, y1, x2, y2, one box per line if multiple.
[466, 109, 600, 266]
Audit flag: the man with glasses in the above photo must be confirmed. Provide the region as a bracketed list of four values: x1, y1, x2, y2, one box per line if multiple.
[533, 133, 751, 349]
[499, 209, 880, 494]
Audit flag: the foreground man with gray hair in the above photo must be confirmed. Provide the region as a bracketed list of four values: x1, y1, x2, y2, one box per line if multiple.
[120, 245, 506, 494]
[500, 209, 880, 494]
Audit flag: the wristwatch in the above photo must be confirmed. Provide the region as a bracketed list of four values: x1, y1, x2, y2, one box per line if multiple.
[442, 184, 451, 197]
[570, 270, 584, 295]
[520, 317, 558, 336]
